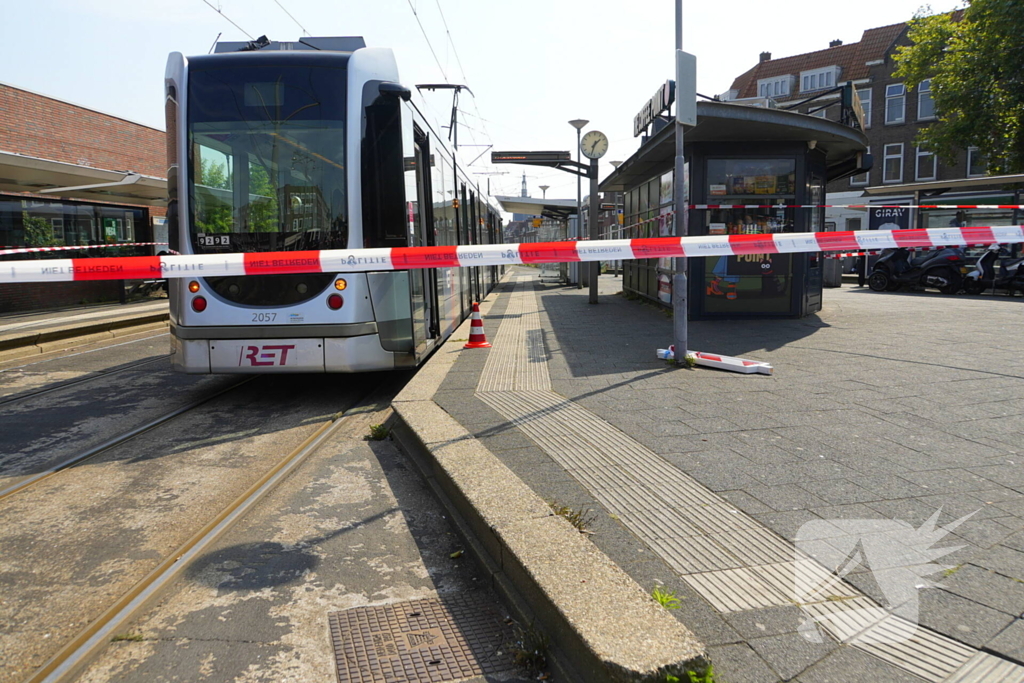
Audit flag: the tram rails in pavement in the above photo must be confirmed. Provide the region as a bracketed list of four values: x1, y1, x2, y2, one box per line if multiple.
[166, 36, 503, 374]
[0, 353, 167, 409]
[0, 371, 386, 683]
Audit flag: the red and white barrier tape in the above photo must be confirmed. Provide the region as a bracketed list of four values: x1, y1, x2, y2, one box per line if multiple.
[689, 204, 1024, 210]
[825, 251, 872, 259]
[822, 243, 996, 259]
[2, 226, 1022, 284]
[0, 242, 169, 256]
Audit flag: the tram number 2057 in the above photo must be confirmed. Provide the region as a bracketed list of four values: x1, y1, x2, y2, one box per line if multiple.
[252, 312, 278, 322]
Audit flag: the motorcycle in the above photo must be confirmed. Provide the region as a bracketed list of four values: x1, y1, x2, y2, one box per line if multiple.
[962, 244, 1024, 295]
[867, 247, 966, 295]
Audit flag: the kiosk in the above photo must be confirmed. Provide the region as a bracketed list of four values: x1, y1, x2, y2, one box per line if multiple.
[601, 100, 869, 319]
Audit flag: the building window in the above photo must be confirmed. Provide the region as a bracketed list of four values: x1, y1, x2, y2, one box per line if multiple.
[967, 147, 987, 177]
[885, 83, 905, 124]
[800, 67, 840, 93]
[856, 87, 872, 128]
[916, 147, 937, 181]
[50, 217, 65, 241]
[883, 143, 903, 183]
[918, 79, 935, 120]
[851, 146, 870, 186]
[757, 76, 792, 99]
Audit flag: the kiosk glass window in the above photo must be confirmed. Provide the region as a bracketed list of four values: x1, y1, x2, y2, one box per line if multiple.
[703, 158, 796, 314]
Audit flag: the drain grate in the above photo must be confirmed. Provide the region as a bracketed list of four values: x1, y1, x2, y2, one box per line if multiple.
[329, 593, 514, 683]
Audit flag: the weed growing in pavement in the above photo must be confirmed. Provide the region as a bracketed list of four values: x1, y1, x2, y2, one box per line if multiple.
[549, 502, 596, 533]
[660, 663, 717, 683]
[111, 633, 145, 642]
[943, 564, 963, 577]
[505, 620, 548, 675]
[367, 424, 389, 441]
[664, 354, 697, 369]
[651, 586, 682, 610]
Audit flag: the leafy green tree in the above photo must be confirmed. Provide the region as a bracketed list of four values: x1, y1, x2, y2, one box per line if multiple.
[247, 162, 279, 233]
[23, 214, 62, 247]
[195, 157, 232, 234]
[894, 0, 1024, 175]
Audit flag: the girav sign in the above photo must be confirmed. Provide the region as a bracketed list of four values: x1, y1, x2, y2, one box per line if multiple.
[634, 80, 675, 137]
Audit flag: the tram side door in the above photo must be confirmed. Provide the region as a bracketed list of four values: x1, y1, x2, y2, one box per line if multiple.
[469, 191, 480, 302]
[414, 130, 440, 339]
[403, 118, 439, 355]
[459, 184, 472, 314]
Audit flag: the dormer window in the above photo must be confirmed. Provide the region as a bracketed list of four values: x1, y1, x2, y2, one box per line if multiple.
[800, 66, 840, 92]
[757, 75, 795, 99]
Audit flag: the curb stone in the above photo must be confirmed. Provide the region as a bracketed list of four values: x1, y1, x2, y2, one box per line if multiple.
[0, 313, 169, 362]
[392, 272, 708, 683]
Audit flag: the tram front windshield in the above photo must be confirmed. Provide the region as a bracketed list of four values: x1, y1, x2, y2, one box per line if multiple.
[187, 64, 347, 254]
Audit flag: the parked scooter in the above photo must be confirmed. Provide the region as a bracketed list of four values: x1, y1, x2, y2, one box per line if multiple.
[867, 247, 966, 294]
[963, 244, 1024, 295]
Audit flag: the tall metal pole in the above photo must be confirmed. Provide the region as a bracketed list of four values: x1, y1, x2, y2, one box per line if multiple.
[589, 158, 600, 304]
[569, 119, 588, 289]
[672, 0, 689, 364]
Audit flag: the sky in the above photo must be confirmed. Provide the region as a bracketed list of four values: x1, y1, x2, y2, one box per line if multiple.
[0, 0, 960, 209]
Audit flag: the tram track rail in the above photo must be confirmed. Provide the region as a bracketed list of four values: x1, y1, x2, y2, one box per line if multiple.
[0, 355, 169, 409]
[0, 377, 253, 503]
[20, 383, 380, 683]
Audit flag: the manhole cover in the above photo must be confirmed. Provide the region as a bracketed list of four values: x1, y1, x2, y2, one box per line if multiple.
[329, 593, 514, 683]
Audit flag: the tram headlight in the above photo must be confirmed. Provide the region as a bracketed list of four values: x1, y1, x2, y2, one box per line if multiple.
[334, 278, 347, 291]
[327, 294, 344, 310]
[191, 296, 208, 312]
[188, 280, 200, 293]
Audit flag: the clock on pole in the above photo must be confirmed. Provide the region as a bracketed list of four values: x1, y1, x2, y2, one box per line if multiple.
[580, 130, 609, 159]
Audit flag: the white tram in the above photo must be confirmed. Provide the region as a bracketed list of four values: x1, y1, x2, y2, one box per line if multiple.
[164, 36, 502, 373]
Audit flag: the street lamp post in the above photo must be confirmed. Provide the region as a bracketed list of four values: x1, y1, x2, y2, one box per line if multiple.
[569, 118, 589, 289]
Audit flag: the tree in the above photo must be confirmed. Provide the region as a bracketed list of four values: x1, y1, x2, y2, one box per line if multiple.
[894, 0, 1024, 175]
[23, 214, 62, 247]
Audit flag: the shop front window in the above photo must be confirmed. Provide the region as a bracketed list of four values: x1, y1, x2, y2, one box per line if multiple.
[0, 196, 147, 260]
[703, 158, 796, 314]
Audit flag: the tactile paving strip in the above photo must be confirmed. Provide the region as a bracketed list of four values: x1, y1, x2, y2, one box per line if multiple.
[473, 274, 1024, 683]
[945, 652, 1024, 683]
[328, 594, 513, 683]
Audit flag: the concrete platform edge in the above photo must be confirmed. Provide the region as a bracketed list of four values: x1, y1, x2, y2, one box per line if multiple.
[392, 272, 709, 683]
[0, 313, 170, 360]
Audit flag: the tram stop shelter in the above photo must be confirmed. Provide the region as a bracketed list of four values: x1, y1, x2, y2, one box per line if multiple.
[601, 100, 869, 319]
[494, 195, 578, 283]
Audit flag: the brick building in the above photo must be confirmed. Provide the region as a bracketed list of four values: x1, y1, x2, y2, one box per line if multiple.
[722, 16, 1023, 235]
[0, 82, 167, 313]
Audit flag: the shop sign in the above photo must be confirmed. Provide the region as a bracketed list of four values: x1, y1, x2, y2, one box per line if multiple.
[868, 205, 910, 231]
[634, 80, 675, 137]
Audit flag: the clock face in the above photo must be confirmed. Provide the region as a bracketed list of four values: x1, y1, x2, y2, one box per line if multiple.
[580, 130, 609, 159]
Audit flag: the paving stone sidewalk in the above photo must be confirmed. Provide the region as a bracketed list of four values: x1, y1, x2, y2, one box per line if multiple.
[434, 268, 1024, 683]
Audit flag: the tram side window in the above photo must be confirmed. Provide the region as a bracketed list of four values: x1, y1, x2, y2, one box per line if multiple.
[362, 93, 406, 248]
[435, 153, 457, 246]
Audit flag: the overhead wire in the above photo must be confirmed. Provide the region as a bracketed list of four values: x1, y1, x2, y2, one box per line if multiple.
[272, 0, 310, 36]
[405, 0, 449, 82]
[199, 0, 254, 39]
[431, 0, 499, 174]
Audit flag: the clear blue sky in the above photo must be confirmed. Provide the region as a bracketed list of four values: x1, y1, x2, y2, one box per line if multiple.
[1, 0, 957, 201]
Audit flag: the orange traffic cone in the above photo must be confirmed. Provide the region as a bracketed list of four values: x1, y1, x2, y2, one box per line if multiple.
[464, 302, 491, 349]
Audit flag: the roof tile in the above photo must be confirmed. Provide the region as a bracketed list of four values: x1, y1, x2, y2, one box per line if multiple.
[729, 22, 906, 98]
